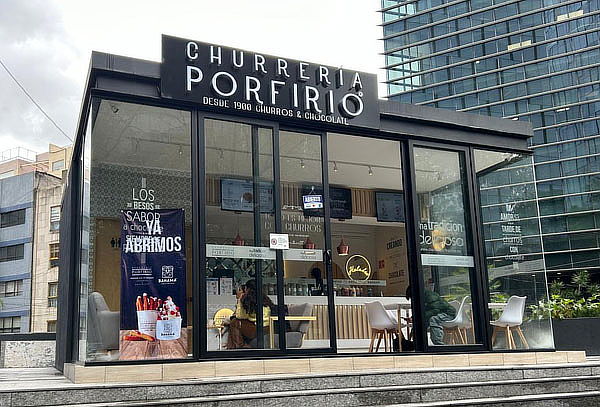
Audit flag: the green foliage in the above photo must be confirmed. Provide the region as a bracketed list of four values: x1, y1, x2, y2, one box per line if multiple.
[529, 270, 600, 320]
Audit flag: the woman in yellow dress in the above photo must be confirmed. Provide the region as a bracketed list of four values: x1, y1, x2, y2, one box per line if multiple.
[226, 279, 274, 349]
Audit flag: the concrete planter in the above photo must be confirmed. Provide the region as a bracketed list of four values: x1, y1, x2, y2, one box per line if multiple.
[552, 317, 600, 355]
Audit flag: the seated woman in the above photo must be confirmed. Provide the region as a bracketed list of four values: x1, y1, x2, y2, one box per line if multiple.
[226, 279, 274, 349]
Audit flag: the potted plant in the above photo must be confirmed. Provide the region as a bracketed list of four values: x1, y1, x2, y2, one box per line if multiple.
[529, 271, 600, 355]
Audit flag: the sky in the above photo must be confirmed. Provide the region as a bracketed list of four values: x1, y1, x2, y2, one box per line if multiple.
[0, 0, 385, 154]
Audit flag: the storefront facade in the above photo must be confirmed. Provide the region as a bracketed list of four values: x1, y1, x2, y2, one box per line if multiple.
[56, 35, 553, 369]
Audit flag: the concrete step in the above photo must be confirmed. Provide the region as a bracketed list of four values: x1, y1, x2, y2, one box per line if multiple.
[4, 362, 600, 406]
[370, 391, 600, 406]
[54, 376, 600, 407]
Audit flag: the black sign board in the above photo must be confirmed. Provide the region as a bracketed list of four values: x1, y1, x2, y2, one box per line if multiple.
[302, 186, 352, 219]
[161, 35, 380, 129]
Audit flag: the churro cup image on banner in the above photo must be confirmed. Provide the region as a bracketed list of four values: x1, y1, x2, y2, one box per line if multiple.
[137, 310, 158, 338]
[155, 295, 182, 340]
[156, 317, 182, 340]
[135, 293, 159, 338]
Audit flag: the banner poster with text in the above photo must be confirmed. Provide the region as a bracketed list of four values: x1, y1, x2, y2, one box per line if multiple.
[119, 208, 187, 360]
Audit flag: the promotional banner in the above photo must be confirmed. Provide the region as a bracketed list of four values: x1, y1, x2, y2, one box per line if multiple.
[119, 208, 187, 360]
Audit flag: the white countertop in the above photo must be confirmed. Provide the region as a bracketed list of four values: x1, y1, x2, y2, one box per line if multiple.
[207, 294, 411, 306]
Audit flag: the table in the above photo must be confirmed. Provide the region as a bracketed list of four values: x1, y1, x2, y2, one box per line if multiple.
[119, 329, 188, 360]
[268, 316, 317, 349]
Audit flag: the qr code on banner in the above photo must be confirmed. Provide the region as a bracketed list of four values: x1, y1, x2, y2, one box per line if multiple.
[161, 265, 174, 279]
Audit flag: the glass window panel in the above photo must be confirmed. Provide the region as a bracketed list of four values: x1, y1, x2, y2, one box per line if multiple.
[205, 119, 277, 351]
[414, 147, 481, 346]
[475, 150, 552, 350]
[80, 100, 192, 361]
[328, 134, 411, 353]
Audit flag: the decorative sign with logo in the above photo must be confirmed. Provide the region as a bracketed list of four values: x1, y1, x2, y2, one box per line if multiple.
[419, 220, 466, 255]
[120, 208, 187, 360]
[345, 254, 372, 281]
[206, 244, 276, 260]
[161, 35, 380, 129]
[269, 233, 290, 250]
[303, 194, 323, 209]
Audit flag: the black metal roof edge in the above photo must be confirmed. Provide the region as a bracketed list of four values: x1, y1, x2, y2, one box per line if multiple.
[85, 51, 532, 141]
[91, 51, 160, 78]
[378, 99, 533, 139]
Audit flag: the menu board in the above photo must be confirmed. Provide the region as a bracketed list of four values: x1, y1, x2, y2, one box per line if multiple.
[302, 186, 352, 219]
[220, 178, 273, 213]
[375, 192, 405, 222]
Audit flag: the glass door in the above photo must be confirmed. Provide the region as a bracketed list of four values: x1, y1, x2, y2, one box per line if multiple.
[278, 130, 332, 350]
[410, 144, 485, 349]
[204, 118, 279, 352]
[202, 118, 334, 355]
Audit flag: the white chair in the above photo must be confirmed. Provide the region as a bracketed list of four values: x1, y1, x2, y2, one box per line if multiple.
[441, 296, 472, 344]
[365, 301, 399, 352]
[491, 295, 529, 349]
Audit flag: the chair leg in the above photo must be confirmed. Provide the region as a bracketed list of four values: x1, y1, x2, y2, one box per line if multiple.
[516, 326, 529, 349]
[383, 329, 389, 352]
[398, 331, 403, 352]
[456, 327, 467, 345]
[368, 329, 376, 353]
[491, 326, 498, 346]
[375, 331, 383, 352]
[505, 327, 513, 349]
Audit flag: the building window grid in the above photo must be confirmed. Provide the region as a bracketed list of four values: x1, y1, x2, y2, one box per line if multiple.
[0, 317, 20, 333]
[384, 18, 600, 88]
[0, 209, 26, 229]
[0, 280, 24, 297]
[383, 0, 587, 52]
[50, 205, 60, 232]
[420, 62, 600, 107]
[47, 320, 57, 333]
[48, 282, 58, 308]
[456, 81, 600, 113]
[530, 134, 600, 153]
[502, 97, 600, 120]
[383, 0, 533, 39]
[0, 244, 25, 263]
[388, 27, 600, 100]
[49, 243, 59, 262]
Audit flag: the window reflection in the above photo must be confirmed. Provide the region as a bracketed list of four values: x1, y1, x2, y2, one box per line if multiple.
[475, 150, 553, 349]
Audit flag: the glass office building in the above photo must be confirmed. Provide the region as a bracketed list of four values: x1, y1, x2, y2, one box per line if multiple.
[381, 0, 600, 282]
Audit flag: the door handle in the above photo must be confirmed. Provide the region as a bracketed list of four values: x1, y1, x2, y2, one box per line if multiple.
[325, 249, 332, 265]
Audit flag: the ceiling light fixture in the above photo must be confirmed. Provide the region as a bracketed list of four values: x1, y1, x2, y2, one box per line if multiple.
[333, 161, 338, 172]
[368, 165, 373, 176]
[110, 104, 119, 114]
[300, 159, 305, 169]
[178, 145, 183, 155]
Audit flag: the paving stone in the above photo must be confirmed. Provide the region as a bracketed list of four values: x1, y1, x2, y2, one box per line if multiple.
[10, 387, 142, 406]
[523, 366, 592, 379]
[448, 368, 523, 383]
[348, 388, 420, 406]
[261, 375, 360, 392]
[147, 381, 261, 400]
[359, 371, 447, 387]
[262, 394, 326, 407]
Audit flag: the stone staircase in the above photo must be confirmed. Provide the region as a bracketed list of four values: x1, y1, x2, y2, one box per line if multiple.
[3, 362, 600, 406]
